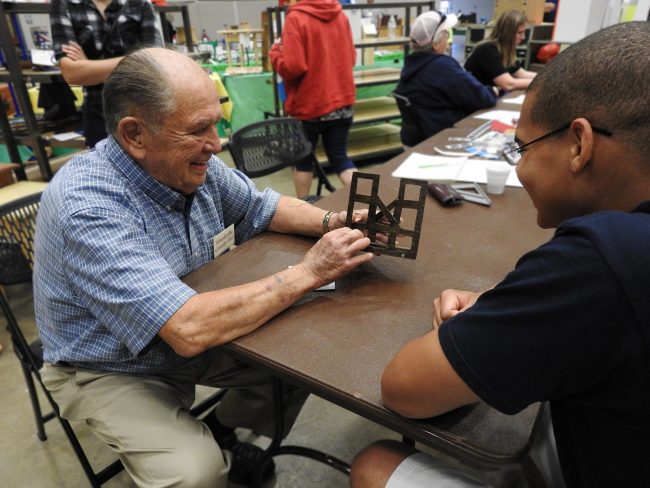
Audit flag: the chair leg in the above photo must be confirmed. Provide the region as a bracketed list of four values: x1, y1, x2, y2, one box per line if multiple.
[311, 158, 336, 196]
[18, 359, 49, 441]
[2, 292, 54, 441]
[57, 415, 113, 488]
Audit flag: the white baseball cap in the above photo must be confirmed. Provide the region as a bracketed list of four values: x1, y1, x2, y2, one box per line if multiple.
[410, 11, 458, 47]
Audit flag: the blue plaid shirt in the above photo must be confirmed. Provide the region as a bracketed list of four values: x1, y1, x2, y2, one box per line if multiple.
[34, 137, 280, 373]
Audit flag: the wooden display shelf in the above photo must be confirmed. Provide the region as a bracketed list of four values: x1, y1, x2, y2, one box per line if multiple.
[43, 133, 86, 150]
[353, 96, 400, 124]
[355, 36, 410, 48]
[0, 180, 48, 206]
[354, 68, 401, 87]
[0, 68, 64, 84]
[315, 123, 402, 164]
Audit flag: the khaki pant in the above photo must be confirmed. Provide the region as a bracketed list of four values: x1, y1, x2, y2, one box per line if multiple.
[41, 347, 308, 488]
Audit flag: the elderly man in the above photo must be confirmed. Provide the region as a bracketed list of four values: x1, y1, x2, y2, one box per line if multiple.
[350, 21, 650, 488]
[34, 47, 372, 487]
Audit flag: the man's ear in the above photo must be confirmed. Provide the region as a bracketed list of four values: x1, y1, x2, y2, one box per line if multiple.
[116, 116, 146, 160]
[568, 118, 595, 174]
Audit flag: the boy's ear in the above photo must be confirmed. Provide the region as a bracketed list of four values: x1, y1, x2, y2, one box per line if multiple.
[568, 118, 595, 174]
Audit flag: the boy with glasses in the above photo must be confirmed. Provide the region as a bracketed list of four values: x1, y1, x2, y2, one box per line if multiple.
[351, 21, 650, 488]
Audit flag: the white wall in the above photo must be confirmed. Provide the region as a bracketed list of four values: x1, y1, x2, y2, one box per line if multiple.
[553, 0, 622, 43]
[172, 0, 499, 35]
[184, 0, 277, 36]
[448, 0, 495, 21]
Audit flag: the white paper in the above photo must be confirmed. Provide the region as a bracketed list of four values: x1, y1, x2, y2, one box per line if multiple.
[52, 131, 82, 142]
[473, 110, 521, 126]
[391, 153, 522, 187]
[391, 153, 466, 181]
[502, 94, 525, 105]
[31, 49, 56, 67]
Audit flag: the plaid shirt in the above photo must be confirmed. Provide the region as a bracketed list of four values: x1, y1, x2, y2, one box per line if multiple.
[50, 0, 162, 115]
[34, 137, 280, 373]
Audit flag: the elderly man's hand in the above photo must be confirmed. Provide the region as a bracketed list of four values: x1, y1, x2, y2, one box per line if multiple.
[327, 209, 396, 245]
[299, 227, 372, 288]
[327, 209, 365, 232]
[432, 289, 481, 329]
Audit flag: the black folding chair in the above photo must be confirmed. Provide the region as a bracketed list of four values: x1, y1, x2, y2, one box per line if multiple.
[228, 117, 335, 201]
[393, 92, 426, 147]
[0, 192, 225, 487]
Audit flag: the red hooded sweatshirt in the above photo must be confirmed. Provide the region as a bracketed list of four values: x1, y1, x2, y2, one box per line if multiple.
[270, 0, 356, 120]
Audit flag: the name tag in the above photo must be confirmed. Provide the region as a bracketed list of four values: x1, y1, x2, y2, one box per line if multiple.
[212, 224, 235, 258]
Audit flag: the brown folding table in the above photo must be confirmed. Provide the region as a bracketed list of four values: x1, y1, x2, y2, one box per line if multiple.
[183, 122, 554, 485]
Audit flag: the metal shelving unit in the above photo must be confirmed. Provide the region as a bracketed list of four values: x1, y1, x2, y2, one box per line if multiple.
[265, 1, 436, 164]
[523, 23, 555, 71]
[0, 1, 194, 181]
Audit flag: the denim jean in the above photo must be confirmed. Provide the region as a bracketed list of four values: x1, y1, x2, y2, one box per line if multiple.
[82, 104, 108, 148]
[297, 116, 356, 173]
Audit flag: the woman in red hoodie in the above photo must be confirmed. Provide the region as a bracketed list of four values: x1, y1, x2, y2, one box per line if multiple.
[270, 0, 357, 199]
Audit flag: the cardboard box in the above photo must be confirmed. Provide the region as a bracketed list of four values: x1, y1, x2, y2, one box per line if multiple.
[494, 0, 545, 24]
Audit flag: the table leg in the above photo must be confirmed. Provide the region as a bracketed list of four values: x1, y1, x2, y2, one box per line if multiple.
[250, 377, 351, 487]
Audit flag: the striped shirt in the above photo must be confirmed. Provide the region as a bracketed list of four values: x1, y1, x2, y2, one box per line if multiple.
[49, 0, 162, 115]
[34, 136, 280, 373]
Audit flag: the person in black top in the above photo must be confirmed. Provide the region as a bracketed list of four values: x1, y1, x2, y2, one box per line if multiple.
[350, 20, 650, 488]
[50, 0, 163, 147]
[464, 10, 536, 92]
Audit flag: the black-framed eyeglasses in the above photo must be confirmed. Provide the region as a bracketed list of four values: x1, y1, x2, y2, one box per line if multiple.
[503, 122, 613, 164]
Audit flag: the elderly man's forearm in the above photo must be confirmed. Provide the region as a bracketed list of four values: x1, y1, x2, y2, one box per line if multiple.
[159, 265, 319, 356]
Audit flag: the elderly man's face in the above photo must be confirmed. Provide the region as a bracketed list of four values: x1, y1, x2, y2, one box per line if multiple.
[140, 74, 222, 195]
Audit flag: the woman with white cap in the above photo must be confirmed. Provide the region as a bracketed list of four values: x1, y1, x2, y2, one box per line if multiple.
[394, 11, 497, 146]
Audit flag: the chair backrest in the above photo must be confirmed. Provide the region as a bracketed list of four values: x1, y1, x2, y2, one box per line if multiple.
[393, 92, 426, 147]
[228, 117, 315, 178]
[0, 192, 41, 286]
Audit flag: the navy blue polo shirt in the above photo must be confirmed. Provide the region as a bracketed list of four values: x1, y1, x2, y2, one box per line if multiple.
[440, 202, 650, 487]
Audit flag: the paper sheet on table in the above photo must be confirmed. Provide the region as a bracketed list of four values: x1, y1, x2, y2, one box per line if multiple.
[52, 132, 83, 142]
[391, 153, 522, 187]
[474, 110, 521, 126]
[502, 94, 526, 104]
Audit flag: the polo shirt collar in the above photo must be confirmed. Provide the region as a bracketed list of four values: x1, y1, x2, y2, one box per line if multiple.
[103, 136, 190, 212]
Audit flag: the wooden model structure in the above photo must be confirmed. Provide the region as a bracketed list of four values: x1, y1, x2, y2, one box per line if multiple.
[217, 22, 264, 71]
[345, 172, 427, 259]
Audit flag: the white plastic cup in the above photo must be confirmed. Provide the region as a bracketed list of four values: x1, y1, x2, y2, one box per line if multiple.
[485, 164, 511, 195]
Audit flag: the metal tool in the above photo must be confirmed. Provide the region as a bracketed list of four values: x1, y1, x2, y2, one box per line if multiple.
[451, 182, 492, 207]
[445, 120, 493, 149]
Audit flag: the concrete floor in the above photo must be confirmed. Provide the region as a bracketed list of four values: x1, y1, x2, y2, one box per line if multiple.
[0, 152, 523, 487]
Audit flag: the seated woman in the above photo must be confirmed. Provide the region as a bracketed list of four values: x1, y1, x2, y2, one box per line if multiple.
[395, 11, 497, 146]
[464, 10, 537, 92]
